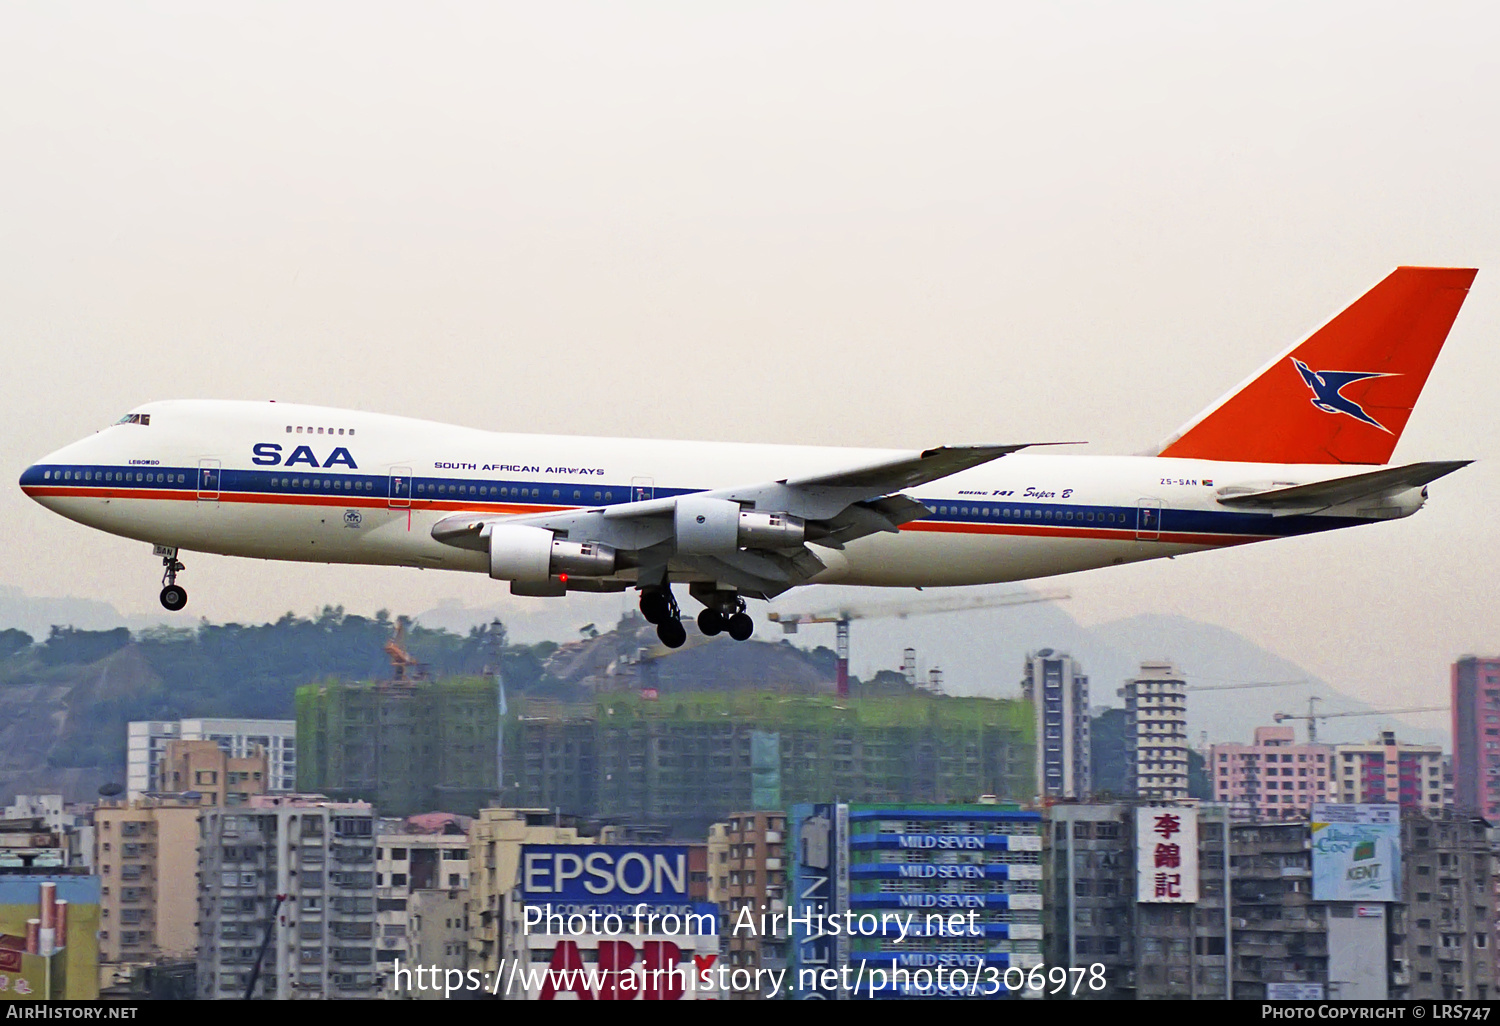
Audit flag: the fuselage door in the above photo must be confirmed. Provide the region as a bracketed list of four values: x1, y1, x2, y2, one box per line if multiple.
[389, 467, 413, 508]
[631, 476, 654, 503]
[1136, 498, 1163, 539]
[197, 460, 221, 501]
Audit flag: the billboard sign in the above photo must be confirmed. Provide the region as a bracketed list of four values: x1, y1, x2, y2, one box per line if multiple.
[1136, 807, 1198, 903]
[0, 876, 100, 1001]
[513, 903, 724, 1001]
[520, 845, 688, 904]
[511, 846, 718, 1000]
[1311, 804, 1400, 902]
[791, 804, 840, 999]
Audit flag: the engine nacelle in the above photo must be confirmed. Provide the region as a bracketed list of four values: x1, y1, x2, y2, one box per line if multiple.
[489, 525, 554, 582]
[675, 495, 806, 553]
[737, 509, 805, 548]
[675, 495, 740, 554]
[550, 539, 618, 576]
[489, 524, 617, 582]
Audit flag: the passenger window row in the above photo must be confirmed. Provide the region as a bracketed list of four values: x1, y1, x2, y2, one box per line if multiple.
[931, 503, 1126, 525]
[45, 469, 185, 484]
[286, 426, 355, 436]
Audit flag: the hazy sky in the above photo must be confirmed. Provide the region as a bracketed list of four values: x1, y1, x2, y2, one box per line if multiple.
[1, 3, 1496, 717]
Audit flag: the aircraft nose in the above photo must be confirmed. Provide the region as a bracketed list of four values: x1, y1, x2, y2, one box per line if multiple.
[19, 441, 85, 506]
[20, 460, 51, 492]
[20, 450, 65, 502]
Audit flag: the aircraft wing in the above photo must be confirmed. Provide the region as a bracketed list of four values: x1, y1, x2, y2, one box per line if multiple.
[431, 442, 1043, 597]
[591, 443, 1046, 520]
[1215, 460, 1470, 511]
[782, 444, 1038, 491]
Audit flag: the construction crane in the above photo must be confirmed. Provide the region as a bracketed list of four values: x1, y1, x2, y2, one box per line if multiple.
[1273, 696, 1450, 743]
[383, 617, 424, 682]
[766, 588, 1069, 698]
[1186, 679, 1305, 693]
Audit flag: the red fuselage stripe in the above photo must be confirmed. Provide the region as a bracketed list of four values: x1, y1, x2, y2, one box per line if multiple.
[23, 486, 1263, 546]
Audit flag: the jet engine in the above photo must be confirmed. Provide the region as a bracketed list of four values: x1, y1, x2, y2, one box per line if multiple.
[488, 524, 616, 582]
[674, 495, 805, 554]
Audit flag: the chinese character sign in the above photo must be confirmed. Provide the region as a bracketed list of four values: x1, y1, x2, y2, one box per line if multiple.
[1310, 804, 1400, 903]
[1136, 807, 1198, 903]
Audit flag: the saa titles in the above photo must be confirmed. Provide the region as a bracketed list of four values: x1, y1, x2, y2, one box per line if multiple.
[251, 443, 358, 469]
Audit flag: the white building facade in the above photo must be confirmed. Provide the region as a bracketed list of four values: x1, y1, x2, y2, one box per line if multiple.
[1022, 649, 1091, 799]
[128, 718, 296, 798]
[1119, 661, 1190, 801]
[375, 823, 471, 992]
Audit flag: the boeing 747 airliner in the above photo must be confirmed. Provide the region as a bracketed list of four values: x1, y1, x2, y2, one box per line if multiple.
[20, 267, 1476, 648]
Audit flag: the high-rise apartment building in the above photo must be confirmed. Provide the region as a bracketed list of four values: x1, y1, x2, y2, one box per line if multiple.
[788, 801, 1044, 998]
[128, 719, 296, 798]
[1022, 649, 1090, 799]
[374, 819, 471, 990]
[406, 888, 468, 1000]
[95, 744, 269, 973]
[1332, 732, 1444, 812]
[710, 810, 789, 996]
[464, 807, 587, 980]
[1118, 661, 1189, 801]
[1210, 726, 1334, 819]
[1390, 811, 1496, 1000]
[1045, 803, 1135, 997]
[1045, 805, 1499, 1001]
[1453, 657, 1500, 818]
[502, 691, 1033, 835]
[197, 796, 378, 999]
[1228, 820, 1328, 999]
[1046, 803, 1232, 1000]
[295, 677, 498, 816]
[94, 795, 203, 965]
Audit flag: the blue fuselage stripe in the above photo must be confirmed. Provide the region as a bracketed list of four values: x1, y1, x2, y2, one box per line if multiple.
[18, 463, 1366, 541]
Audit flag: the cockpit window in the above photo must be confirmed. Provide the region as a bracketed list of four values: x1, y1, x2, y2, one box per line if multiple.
[115, 413, 151, 426]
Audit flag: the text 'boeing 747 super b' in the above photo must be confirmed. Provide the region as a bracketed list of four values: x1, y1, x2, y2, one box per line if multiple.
[20, 267, 1476, 648]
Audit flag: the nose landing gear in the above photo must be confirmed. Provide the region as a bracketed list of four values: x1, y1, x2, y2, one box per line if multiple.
[159, 549, 187, 611]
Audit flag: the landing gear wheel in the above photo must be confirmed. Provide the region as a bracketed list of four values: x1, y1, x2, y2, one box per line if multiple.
[697, 609, 724, 636]
[657, 618, 687, 648]
[640, 589, 670, 625]
[158, 549, 186, 611]
[727, 612, 754, 641]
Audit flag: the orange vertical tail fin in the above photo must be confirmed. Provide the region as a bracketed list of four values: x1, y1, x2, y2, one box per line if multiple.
[1158, 267, 1477, 464]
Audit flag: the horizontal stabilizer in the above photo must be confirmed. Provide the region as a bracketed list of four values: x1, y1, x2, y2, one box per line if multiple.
[1215, 460, 1470, 510]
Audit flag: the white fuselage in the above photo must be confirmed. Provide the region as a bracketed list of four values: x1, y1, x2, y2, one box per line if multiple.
[21, 400, 1406, 593]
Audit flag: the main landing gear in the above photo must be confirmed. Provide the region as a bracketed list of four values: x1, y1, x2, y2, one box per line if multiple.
[159, 549, 187, 611]
[639, 584, 757, 648]
[697, 596, 754, 642]
[639, 586, 686, 648]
